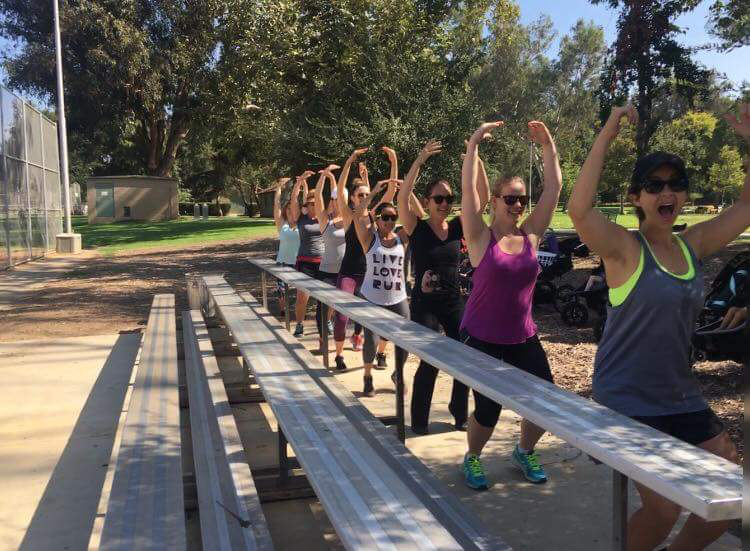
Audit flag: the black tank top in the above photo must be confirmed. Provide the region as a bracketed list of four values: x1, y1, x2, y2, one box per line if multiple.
[338, 224, 366, 277]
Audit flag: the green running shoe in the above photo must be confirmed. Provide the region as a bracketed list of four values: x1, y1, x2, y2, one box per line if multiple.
[511, 444, 547, 484]
[462, 454, 488, 491]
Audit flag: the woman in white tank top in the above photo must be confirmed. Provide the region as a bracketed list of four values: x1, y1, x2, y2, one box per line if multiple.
[273, 178, 299, 316]
[352, 188, 410, 397]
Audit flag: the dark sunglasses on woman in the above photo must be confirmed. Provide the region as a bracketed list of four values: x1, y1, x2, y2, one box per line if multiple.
[641, 177, 689, 194]
[497, 194, 529, 206]
[379, 214, 398, 222]
[430, 195, 455, 205]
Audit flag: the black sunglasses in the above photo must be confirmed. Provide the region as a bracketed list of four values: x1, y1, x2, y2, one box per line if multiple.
[379, 214, 397, 222]
[497, 194, 529, 206]
[430, 194, 455, 205]
[641, 177, 689, 194]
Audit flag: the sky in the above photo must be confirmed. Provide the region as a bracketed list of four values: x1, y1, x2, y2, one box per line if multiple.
[1, 0, 747, 105]
[518, 0, 749, 92]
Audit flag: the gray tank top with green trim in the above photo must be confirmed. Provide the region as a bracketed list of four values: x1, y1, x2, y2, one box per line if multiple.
[593, 232, 706, 417]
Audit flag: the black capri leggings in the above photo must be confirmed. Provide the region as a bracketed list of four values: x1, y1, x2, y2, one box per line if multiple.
[461, 332, 554, 428]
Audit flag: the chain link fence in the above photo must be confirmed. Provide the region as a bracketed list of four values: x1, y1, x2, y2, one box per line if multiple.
[0, 86, 62, 269]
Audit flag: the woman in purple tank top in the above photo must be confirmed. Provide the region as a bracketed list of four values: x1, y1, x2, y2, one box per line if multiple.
[459, 120, 562, 491]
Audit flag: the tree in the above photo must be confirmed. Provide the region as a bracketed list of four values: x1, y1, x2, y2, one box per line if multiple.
[593, 0, 711, 155]
[0, 0, 294, 177]
[708, 0, 750, 51]
[709, 145, 745, 203]
[650, 111, 718, 194]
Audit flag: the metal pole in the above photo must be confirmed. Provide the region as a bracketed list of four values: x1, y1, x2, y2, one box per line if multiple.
[261, 271, 268, 309]
[395, 347, 405, 443]
[22, 102, 32, 259]
[612, 469, 628, 551]
[284, 288, 291, 332]
[278, 427, 289, 485]
[321, 302, 329, 368]
[53, 0, 73, 235]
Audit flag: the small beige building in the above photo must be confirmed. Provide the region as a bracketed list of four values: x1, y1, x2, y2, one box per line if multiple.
[86, 175, 179, 224]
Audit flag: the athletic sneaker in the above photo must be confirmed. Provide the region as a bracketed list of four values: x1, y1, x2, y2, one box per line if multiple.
[334, 355, 347, 371]
[293, 323, 304, 337]
[511, 444, 547, 484]
[326, 319, 334, 334]
[462, 454, 488, 491]
[363, 375, 374, 397]
[375, 352, 387, 370]
[350, 333, 363, 351]
[391, 370, 407, 395]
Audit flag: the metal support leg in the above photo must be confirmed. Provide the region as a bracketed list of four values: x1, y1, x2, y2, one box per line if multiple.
[186, 274, 201, 310]
[284, 289, 291, 332]
[321, 303, 329, 368]
[395, 347, 405, 443]
[278, 427, 289, 485]
[261, 271, 268, 309]
[612, 469, 628, 551]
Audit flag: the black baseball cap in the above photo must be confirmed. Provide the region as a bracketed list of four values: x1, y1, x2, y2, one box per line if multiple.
[630, 152, 688, 190]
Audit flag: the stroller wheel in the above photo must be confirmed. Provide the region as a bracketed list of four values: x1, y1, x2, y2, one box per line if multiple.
[562, 301, 589, 327]
[553, 284, 576, 312]
[534, 281, 555, 305]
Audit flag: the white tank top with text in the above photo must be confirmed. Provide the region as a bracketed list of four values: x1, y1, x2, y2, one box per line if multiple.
[361, 232, 407, 306]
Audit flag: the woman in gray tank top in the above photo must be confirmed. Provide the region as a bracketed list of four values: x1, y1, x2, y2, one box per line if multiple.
[314, 166, 347, 343]
[569, 103, 750, 551]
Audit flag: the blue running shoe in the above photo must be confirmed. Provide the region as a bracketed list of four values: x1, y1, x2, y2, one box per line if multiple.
[293, 323, 304, 337]
[462, 454, 488, 491]
[511, 444, 547, 484]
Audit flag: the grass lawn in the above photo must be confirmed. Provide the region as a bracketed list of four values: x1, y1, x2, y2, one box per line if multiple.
[72, 215, 276, 255]
[548, 211, 715, 229]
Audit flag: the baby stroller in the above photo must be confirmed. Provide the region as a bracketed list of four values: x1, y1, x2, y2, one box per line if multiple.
[535, 233, 587, 310]
[691, 251, 750, 363]
[559, 261, 610, 341]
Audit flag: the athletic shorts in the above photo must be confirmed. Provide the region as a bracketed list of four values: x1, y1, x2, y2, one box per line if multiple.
[631, 408, 724, 447]
[460, 332, 554, 428]
[296, 259, 321, 279]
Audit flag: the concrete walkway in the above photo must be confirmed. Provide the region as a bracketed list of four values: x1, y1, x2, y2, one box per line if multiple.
[0, 333, 140, 551]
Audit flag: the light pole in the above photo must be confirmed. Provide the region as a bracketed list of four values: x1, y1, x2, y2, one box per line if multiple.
[53, 0, 80, 252]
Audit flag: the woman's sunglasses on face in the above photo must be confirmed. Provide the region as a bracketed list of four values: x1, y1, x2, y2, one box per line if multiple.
[641, 177, 689, 194]
[430, 194, 455, 205]
[496, 194, 529, 206]
[379, 214, 397, 222]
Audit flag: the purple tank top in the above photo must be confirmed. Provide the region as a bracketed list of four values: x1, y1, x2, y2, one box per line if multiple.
[460, 231, 540, 344]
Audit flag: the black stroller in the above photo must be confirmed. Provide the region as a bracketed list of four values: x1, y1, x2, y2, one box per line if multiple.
[558, 261, 609, 341]
[691, 251, 750, 363]
[534, 232, 588, 310]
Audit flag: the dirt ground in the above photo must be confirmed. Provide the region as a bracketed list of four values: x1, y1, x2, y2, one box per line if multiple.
[1, 236, 744, 456]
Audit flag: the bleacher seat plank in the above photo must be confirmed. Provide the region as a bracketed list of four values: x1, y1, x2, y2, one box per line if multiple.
[248, 258, 741, 522]
[202, 275, 509, 550]
[100, 294, 185, 550]
[183, 310, 273, 551]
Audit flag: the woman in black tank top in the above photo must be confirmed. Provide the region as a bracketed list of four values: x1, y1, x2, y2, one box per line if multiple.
[398, 140, 490, 434]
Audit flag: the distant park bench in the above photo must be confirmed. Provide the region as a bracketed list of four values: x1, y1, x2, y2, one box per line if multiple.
[249, 258, 741, 551]
[197, 273, 508, 550]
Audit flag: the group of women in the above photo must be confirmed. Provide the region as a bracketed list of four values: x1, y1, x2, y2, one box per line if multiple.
[272, 103, 750, 551]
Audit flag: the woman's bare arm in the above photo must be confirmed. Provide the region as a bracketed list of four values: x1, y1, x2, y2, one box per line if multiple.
[399, 140, 441, 234]
[521, 121, 562, 245]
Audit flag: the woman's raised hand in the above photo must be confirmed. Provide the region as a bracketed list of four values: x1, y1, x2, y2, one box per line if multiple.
[381, 146, 397, 162]
[469, 121, 503, 145]
[298, 170, 315, 181]
[417, 140, 442, 163]
[319, 164, 341, 174]
[724, 103, 750, 143]
[347, 147, 369, 165]
[601, 104, 638, 142]
[528, 121, 553, 146]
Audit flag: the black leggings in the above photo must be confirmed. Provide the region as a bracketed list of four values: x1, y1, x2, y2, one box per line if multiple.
[315, 270, 338, 335]
[362, 299, 409, 365]
[461, 332, 554, 428]
[410, 294, 469, 428]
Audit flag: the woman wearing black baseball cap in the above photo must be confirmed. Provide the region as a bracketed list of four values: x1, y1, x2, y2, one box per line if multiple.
[569, 103, 750, 550]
